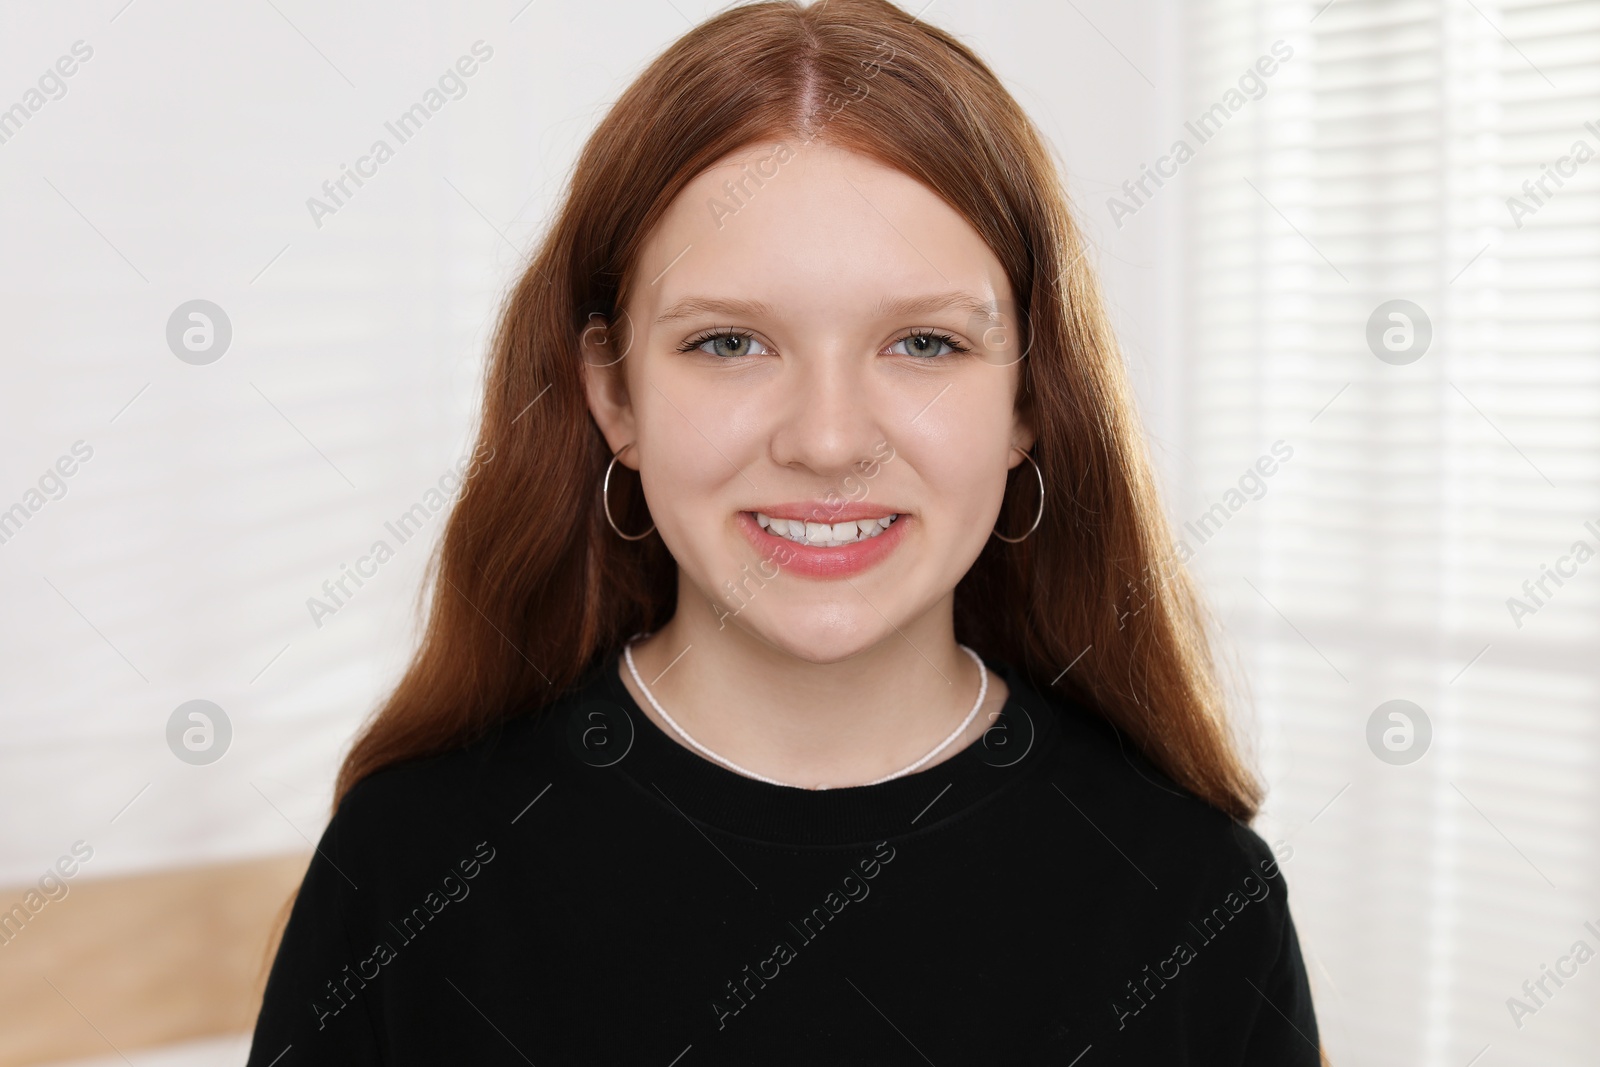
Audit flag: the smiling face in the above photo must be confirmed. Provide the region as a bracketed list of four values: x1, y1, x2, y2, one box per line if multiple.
[584, 140, 1033, 663]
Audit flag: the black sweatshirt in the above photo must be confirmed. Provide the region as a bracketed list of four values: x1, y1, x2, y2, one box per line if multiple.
[247, 648, 1320, 1065]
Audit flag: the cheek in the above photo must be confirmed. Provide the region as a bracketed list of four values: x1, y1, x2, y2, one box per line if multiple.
[906, 369, 1017, 480]
[916, 440, 1007, 529]
[899, 423, 1011, 549]
[632, 386, 755, 555]
[631, 351, 767, 462]
[638, 419, 727, 505]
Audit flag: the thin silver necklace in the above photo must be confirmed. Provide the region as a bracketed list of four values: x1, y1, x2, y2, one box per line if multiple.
[622, 637, 989, 790]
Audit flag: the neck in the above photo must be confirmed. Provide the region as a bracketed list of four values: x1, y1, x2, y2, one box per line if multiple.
[618, 580, 1006, 789]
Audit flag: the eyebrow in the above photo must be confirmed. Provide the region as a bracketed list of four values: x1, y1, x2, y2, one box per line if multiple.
[652, 290, 998, 326]
[653, 297, 776, 326]
[874, 291, 999, 319]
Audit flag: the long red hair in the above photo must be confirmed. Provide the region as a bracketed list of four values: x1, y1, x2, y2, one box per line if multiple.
[332, 0, 1262, 822]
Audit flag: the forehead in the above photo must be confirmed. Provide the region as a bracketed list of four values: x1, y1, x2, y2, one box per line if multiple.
[628, 141, 1012, 326]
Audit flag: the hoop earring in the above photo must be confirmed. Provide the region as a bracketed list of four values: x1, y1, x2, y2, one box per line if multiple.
[603, 442, 656, 541]
[992, 446, 1044, 544]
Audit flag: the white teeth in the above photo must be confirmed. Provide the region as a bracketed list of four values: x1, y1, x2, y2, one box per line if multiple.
[753, 512, 898, 547]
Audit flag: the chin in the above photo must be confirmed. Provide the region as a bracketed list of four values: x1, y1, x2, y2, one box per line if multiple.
[734, 608, 890, 665]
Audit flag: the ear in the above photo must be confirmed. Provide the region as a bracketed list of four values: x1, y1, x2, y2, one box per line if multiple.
[579, 312, 639, 468]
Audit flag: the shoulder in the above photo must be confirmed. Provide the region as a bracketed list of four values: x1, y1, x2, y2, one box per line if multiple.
[329, 674, 601, 860]
[1023, 672, 1289, 903]
[337, 655, 624, 831]
[299, 703, 563, 921]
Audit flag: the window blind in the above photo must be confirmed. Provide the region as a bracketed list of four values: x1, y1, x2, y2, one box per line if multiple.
[1180, 0, 1600, 1062]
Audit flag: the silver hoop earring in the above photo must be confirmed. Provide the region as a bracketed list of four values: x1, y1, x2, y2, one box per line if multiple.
[992, 446, 1044, 544]
[603, 442, 655, 541]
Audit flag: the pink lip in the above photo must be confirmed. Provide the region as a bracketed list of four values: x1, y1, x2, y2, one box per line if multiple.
[735, 510, 908, 580]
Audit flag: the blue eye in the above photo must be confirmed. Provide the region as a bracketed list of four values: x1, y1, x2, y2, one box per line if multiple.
[677, 329, 967, 359]
[889, 331, 967, 358]
[681, 331, 768, 358]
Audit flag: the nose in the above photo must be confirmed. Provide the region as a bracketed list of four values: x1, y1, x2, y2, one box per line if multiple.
[766, 344, 884, 478]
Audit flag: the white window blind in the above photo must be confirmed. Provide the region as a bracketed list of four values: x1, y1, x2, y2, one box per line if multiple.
[1180, 0, 1600, 1063]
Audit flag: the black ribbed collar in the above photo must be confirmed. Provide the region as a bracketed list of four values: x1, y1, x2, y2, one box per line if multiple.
[578, 646, 1063, 849]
